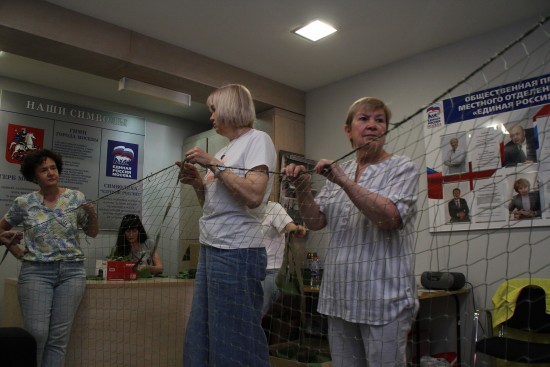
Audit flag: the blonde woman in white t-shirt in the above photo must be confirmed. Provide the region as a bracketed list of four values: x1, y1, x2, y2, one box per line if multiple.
[176, 84, 276, 367]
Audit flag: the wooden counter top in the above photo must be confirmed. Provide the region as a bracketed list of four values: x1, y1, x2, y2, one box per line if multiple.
[3, 277, 194, 367]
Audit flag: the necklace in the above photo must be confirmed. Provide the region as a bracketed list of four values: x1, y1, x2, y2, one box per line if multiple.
[220, 128, 251, 160]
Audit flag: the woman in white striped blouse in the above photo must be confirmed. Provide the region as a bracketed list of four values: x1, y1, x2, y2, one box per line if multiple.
[284, 97, 419, 367]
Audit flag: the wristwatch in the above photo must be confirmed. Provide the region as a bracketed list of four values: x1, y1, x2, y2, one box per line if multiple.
[213, 165, 226, 178]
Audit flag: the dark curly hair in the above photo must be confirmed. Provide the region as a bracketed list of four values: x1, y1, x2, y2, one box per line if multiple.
[114, 214, 149, 257]
[20, 149, 63, 182]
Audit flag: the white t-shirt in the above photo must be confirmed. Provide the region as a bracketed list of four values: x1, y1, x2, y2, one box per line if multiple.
[200, 129, 276, 249]
[262, 202, 293, 270]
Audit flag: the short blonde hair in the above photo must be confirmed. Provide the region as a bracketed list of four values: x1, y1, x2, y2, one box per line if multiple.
[207, 84, 256, 129]
[345, 97, 391, 129]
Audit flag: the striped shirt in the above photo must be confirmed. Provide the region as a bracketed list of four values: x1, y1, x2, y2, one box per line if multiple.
[315, 155, 419, 325]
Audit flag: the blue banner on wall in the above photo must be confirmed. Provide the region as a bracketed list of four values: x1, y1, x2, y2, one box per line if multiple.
[443, 73, 550, 124]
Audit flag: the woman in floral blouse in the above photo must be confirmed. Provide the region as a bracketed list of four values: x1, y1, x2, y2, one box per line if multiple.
[0, 149, 98, 367]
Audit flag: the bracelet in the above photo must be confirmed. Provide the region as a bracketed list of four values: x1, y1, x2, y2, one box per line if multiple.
[213, 165, 227, 178]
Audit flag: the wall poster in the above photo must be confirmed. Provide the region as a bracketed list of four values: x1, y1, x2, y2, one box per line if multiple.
[0, 90, 145, 230]
[424, 73, 550, 232]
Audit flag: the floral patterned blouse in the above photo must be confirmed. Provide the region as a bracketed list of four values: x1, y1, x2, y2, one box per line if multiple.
[4, 189, 90, 262]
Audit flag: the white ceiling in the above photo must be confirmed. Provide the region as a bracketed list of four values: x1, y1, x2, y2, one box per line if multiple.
[2, 0, 550, 122]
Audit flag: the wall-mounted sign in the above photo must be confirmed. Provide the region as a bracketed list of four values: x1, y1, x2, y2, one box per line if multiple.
[0, 90, 146, 230]
[423, 73, 550, 231]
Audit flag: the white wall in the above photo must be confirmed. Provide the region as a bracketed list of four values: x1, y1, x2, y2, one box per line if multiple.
[303, 16, 550, 360]
[0, 76, 209, 317]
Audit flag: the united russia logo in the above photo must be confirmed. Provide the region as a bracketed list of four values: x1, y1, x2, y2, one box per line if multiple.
[425, 104, 442, 128]
[106, 140, 138, 179]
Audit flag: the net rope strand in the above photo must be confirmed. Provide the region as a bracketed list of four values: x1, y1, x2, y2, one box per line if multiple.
[184, 15, 550, 178]
[5, 14, 550, 268]
[132, 166, 181, 269]
[3, 15, 550, 365]
[0, 164, 181, 265]
[5, 16, 547, 247]
[8, 13, 547, 263]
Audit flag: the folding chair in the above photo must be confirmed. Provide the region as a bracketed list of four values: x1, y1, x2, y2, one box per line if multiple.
[473, 284, 550, 365]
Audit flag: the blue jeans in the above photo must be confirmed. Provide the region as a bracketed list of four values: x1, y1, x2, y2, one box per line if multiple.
[18, 261, 86, 367]
[183, 245, 269, 367]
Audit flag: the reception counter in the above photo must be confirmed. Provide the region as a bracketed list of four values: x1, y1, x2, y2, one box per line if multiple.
[2, 277, 194, 367]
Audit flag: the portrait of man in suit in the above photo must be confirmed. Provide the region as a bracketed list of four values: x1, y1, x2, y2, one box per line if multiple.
[448, 188, 470, 223]
[503, 125, 538, 166]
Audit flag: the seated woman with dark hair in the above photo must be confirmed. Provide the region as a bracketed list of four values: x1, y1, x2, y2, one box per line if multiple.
[115, 214, 164, 274]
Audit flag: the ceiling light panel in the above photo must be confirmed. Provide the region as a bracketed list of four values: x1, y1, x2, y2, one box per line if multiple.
[294, 20, 337, 42]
